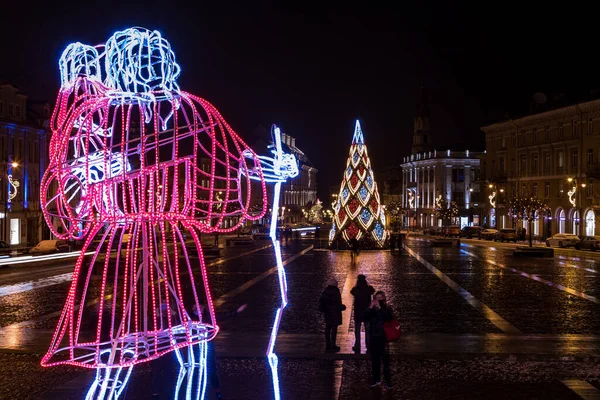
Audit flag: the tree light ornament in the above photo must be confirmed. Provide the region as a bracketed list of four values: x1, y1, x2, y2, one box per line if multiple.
[329, 120, 387, 248]
[41, 27, 268, 400]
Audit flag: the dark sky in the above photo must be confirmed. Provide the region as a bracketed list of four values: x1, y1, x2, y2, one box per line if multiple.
[2, 1, 599, 200]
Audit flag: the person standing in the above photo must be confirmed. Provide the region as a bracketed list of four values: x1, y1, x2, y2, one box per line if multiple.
[319, 278, 346, 352]
[364, 291, 394, 389]
[349, 238, 360, 266]
[350, 274, 375, 354]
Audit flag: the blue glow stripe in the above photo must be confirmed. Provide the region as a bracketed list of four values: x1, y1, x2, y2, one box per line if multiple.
[0, 272, 74, 297]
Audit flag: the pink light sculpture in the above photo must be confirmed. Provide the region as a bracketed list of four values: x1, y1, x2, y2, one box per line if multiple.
[41, 27, 268, 394]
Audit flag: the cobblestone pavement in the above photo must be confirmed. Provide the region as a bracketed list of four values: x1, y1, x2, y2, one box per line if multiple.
[1, 234, 600, 399]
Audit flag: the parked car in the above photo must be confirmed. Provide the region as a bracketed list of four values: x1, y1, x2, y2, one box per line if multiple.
[29, 239, 69, 255]
[0, 240, 12, 256]
[575, 236, 600, 251]
[459, 226, 483, 238]
[444, 226, 461, 237]
[546, 233, 580, 248]
[494, 228, 518, 243]
[427, 226, 443, 236]
[480, 228, 499, 240]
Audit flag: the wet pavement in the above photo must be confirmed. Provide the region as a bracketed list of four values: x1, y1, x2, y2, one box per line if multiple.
[1, 234, 600, 399]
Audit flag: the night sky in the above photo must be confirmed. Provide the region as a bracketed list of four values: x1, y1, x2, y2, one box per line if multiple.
[2, 2, 599, 200]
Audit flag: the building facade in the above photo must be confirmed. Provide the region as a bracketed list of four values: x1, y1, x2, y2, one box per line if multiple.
[401, 150, 482, 229]
[482, 99, 600, 238]
[250, 127, 318, 225]
[0, 84, 50, 246]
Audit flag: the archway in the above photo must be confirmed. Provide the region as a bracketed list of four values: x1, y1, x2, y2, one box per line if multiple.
[585, 209, 595, 236]
[571, 209, 580, 235]
[556, 208, 565, 234]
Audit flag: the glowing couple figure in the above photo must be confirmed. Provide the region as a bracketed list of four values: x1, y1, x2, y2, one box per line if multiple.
[39, 27, 296, 399]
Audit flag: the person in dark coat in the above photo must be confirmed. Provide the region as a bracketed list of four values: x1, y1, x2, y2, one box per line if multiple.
[349, 238, 360, 266]
[363, 291, 394, 389]
[350, 274, 375, 353]
[319, 278, 346, 352]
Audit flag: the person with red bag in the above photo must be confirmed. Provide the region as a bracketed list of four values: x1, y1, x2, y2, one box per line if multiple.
[363, 291, 395, 389]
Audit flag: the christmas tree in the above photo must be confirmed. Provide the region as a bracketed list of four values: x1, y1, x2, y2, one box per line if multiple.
[329, 120, 387, 248]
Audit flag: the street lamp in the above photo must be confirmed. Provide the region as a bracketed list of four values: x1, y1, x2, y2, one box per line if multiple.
[567, 177, 586, 236]
[488, 182, 504, 229]
[3, 160, 19, 244]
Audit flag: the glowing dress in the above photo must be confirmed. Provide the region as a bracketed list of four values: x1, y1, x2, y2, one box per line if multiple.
[40, 29, 267, 370]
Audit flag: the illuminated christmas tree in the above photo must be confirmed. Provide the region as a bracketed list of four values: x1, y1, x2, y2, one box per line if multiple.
[329, 120, 387, 248]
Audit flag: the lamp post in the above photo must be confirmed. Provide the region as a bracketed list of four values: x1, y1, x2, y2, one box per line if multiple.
[487, 183, 504, 229]
[3, 160, 19, 244]
[567, 177, 586, 236]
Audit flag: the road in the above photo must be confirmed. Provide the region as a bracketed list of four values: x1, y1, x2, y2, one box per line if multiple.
[1, 235, 600, 399]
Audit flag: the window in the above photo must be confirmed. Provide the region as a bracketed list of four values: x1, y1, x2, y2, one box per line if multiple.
[520, 155, 527, 173]
[453, 191, 465, 206]
[452, 168, 464, 182]
[559, 124, 564, 139]
[558, 151, 564, 168]
[587, 183, 593, 198]
[512, 134, 516, 146]
[588, 149, 594, 164]
[589, 118, 593, 135]
[491, 160, 496, 174]
[15, 105, 20, 118]
[8, 104, 13, 116]
[545, 182, 550, 198]
[511, 158, 516, 173]
[545, 125, 550, 141]
[544, 153, 551, 171]
[573, 121, 578, 137]
[522, 183, 527, 197]
[532, 154, 538, 171]
[559, 181, 564, 198]
[533, 183, 538, 197]
[499, 158, 505, 172]
[0, 102, 3, 114]
[502, 136, 506, 148]
[572, 150, 578, 168]
[429, 169, 434, 182]
[533, 128, 537, 143]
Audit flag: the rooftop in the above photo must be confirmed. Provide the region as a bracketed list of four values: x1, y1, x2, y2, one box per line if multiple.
[402, 148, 484, 164]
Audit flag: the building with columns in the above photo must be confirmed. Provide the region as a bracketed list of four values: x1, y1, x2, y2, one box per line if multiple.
[481, 98, 600, 238]
[0, 83, 50, 246]
[400, 86, 483, 229]
[401, 150, 483, 229]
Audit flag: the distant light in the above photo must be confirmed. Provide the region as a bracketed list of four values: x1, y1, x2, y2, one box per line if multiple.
[488, 184, 493, 188]
[11, 162, 18, 168]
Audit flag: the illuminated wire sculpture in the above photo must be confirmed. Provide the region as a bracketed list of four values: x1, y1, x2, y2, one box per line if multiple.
[329, 120, 387, 248]
[244, 124, 297, 399]
[41, 27, 268, 399]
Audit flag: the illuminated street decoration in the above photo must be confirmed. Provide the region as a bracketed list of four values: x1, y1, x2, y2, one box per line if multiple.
[568, 185, 577, 207]
[489, 190, 496, 208]
[435, 194, 442, 209]
[330, 120, 387, 248]
[7, 175, 19, 202]
[243, 124, 298, 400]
[408, 191, 415, 209]
[40, 27, 268, 399]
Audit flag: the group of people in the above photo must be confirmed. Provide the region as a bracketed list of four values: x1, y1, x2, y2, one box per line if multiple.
[319, 274, 394, 389]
